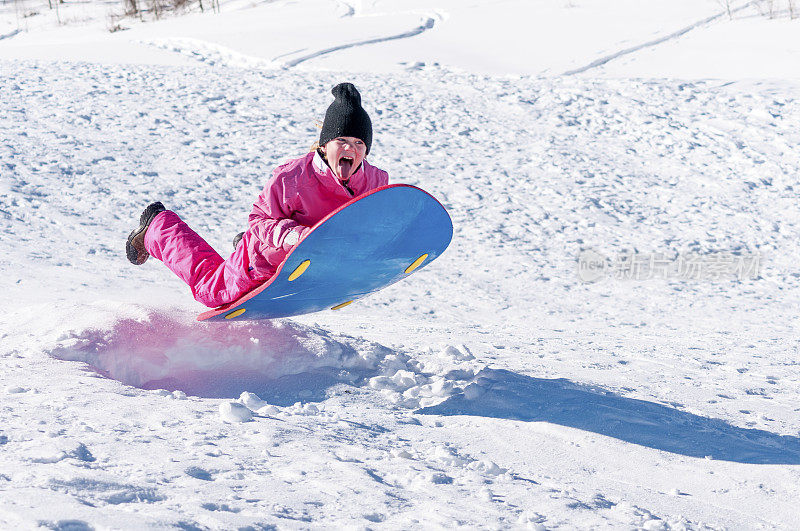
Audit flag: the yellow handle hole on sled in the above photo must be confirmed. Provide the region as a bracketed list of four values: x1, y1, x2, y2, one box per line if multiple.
[225, 309, 246, 319]
[288, 260, 311, 281]
[404, 254, 429, 274]
[331, 300, 353, 311]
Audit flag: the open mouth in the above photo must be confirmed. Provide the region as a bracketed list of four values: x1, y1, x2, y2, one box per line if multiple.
[338, 156, 354, 178]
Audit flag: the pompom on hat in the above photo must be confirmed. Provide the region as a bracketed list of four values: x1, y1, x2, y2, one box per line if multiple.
[319, 82, 373, 154]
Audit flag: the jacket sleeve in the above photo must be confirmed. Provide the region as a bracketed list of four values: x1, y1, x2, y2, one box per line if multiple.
[248, 176, 307, 252]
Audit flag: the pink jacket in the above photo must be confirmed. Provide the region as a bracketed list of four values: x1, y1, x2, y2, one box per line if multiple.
[243, 150, 389, 281]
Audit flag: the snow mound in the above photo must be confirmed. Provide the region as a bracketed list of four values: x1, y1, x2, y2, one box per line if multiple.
[40, 305, 482, 411]
[218, 401, 253, 423]
[46, 309, 394, 403]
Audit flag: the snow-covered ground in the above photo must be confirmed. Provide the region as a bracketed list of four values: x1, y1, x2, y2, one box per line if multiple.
[3, 0, 800, 77]
[2, 0, 800, 528]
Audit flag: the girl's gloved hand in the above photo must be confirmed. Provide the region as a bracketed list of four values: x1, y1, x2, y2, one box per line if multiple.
[283, 226, 309, 248]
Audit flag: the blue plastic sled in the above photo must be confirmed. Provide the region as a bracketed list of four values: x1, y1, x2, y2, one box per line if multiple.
[198, 184, 453, 321]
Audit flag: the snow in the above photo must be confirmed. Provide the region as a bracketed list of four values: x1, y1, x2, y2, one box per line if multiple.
[2, 0, 800, 528]
[219, 401, 253, 422]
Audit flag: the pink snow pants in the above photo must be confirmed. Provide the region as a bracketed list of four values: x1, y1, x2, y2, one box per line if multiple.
[144, 211, 263, 308]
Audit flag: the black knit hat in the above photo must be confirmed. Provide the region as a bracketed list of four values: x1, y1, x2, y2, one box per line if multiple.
[319, 83, 373, 154]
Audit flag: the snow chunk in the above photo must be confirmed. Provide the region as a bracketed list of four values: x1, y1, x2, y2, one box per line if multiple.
[429, 377, 455, 397]
[518, 511, 547, 527]
[468, 459, 506, 476]
[256, 404, 281, 416]
[286, 402, 320, 416]
[419, 344, 480, 378]
[368, 375, 393, 390]
[642, 519, 667, 531]
[391, 370, 422, 389]
[479, 487, 494, 502]
[219, 402, 253, 423]
[440, 344, 475, 361]
[238, 391, 267, 411]
[431, 445, 472, 468]
[369, 369, 425, 393]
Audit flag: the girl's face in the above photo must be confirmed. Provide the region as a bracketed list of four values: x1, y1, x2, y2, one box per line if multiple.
[321, 137, 367, 182]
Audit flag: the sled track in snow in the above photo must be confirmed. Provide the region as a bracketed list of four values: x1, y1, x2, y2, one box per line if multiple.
[0, 29, 21, 41]
[142, 37, 278, 69]
[282, 15, 438, 68]
[140, 12, 439, 70]
[563, 0, 758, 76]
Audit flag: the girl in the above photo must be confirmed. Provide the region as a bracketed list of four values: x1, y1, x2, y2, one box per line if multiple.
[126, 83, 389, 308]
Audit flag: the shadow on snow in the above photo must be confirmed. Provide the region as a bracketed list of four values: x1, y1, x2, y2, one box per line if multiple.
[418, 368, 800, 465]
[49, 313, 800, 464]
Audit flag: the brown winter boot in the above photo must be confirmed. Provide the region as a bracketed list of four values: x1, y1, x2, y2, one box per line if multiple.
[126, 201, 166, 265]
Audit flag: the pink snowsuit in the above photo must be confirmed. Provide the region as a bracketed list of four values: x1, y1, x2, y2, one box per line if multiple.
[144, 151, 389, 307]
